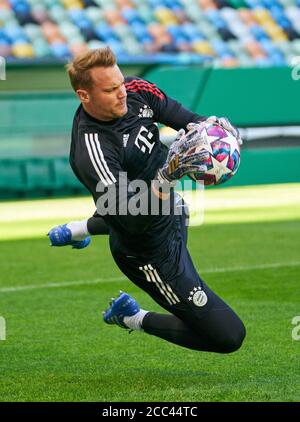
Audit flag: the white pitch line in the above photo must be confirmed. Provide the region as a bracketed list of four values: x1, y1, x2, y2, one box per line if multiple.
[0, 276, 126, 293]
[198, 261, 300, 274]
[0, 261, 299, 294]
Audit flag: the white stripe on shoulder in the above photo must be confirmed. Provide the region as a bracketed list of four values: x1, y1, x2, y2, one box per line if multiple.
[88, 134, 114, 185]
[84, 133, 116, 186]
[84, 134, 108, 186]
[94, 133, 117, 184]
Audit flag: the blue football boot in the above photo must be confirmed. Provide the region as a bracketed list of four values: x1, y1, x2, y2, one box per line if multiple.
[48, 224, 91, 249]
[103, 291, 140, 328]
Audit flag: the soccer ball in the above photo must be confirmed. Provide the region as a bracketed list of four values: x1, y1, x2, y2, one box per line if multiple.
[188, 122, 240, 186]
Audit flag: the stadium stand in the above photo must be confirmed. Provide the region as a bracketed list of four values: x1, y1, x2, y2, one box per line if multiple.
[1, 1, 300, 198]
[0, 0, 300, 67]
[1, 65, 300, 199]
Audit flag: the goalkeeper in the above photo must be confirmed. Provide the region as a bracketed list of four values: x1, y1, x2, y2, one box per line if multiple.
[48, 47, 245, 353]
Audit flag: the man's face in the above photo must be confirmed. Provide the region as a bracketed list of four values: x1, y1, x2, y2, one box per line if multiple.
[78, 65, 127, 121]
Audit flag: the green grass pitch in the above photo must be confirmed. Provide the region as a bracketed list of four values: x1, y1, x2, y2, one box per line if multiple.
[0, 184, 299, 402]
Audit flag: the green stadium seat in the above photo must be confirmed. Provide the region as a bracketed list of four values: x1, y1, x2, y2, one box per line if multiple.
[228, 0, 247, 8]
[53, 157, 85, 190]
[0, 160, 26, 191]
[25, 158, 54, 190]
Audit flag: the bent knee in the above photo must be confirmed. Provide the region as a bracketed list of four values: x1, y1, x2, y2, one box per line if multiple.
[218, 323, 246, 354]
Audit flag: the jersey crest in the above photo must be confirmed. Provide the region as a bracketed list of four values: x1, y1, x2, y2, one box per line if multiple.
[138, 105, 154, 118]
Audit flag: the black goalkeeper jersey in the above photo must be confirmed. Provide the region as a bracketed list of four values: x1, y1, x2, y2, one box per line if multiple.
[70, 77, 203, 251]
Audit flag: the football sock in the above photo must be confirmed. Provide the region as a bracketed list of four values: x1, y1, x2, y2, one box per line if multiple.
[123, 309, 148, 331]
[66, 220, 89, 240]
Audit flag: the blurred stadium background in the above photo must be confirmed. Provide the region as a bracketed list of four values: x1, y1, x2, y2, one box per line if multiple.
[0, 0, 300, 403]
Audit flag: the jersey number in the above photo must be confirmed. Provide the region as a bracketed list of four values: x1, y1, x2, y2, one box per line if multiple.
[134, 126, 155, 154]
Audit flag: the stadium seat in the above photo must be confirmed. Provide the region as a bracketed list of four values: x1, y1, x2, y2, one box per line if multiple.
[25, 158, 54, 191]
[1, 0, 299, 65]
[0, 160, 26, 192]
[53, 157, 88, 192]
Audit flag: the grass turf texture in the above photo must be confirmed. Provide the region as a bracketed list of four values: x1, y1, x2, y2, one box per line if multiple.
[0, 184, 299, 402]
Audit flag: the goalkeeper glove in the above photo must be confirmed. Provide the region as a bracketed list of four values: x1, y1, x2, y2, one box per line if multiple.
[157, 127, 209, 184]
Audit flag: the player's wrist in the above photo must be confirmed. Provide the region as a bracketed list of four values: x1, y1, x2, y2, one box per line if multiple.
[66, 219, 89, 241]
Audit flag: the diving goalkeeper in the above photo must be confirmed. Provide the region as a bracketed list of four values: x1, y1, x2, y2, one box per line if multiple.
[48, 47, 245, 353]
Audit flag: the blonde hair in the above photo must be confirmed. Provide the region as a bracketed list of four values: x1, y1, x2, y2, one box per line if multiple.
[66, 47, 116, 91]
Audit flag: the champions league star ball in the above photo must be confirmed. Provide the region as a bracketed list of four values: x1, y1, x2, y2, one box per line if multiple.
[188, 122, 241, 186]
